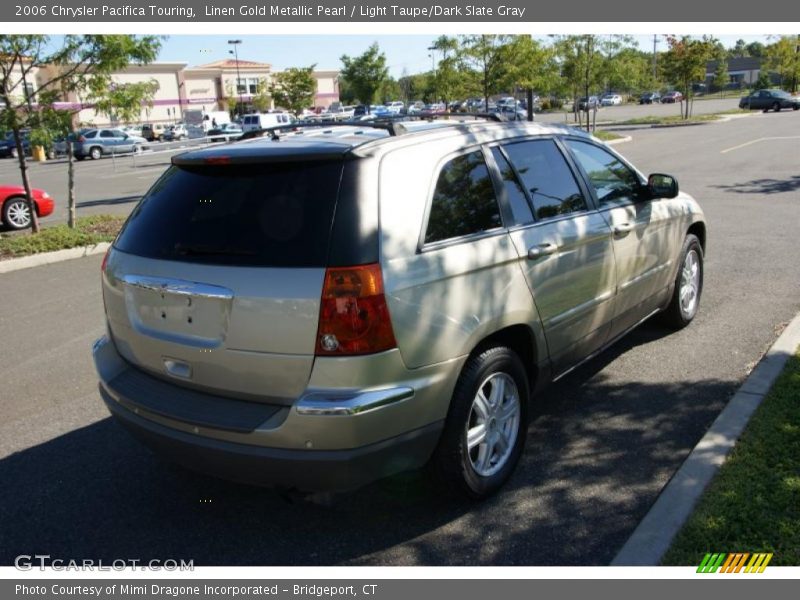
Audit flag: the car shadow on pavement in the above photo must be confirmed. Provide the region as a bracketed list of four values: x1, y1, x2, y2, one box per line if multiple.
[0, 323, 737, 567]
[713, 175, 800, 195]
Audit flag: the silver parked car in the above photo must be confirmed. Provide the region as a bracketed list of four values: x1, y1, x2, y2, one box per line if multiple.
[94, 120, 706, 498]
[73, 128, 147, 160]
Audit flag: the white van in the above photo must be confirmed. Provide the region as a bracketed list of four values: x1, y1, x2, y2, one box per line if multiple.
[241, 112, 295, 132]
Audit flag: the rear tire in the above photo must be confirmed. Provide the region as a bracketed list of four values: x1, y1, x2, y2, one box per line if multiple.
[431, 346, 529, 499]
[89, 146, 102, 160]
[772, 102, 781, 112]
[661, 234, 703, 329]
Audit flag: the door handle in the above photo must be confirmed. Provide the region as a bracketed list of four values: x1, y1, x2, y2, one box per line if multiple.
[614, 222, 635, 235]
[527, 242, 558, 260]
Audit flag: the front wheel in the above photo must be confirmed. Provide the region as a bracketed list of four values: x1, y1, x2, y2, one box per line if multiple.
[661, 234, 703, 329]
[431, 346, 529, 499]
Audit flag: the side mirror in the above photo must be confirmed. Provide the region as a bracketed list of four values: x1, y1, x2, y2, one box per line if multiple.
[647, 173, 679, 199]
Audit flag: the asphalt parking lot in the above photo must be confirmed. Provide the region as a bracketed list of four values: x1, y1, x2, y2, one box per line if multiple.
[1, 108, 799, 565]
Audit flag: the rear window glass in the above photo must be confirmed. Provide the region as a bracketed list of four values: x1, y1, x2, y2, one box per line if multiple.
[114, 161, 343, 267]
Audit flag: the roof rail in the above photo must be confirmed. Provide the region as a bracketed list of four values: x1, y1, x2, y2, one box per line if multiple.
[237, 111, 510, 141]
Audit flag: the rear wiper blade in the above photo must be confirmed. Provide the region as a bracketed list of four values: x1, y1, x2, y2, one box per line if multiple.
[174, 243, 256, 257]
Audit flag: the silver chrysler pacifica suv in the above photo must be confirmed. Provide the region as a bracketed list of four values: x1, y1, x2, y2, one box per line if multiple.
[94, 119, 706, 498]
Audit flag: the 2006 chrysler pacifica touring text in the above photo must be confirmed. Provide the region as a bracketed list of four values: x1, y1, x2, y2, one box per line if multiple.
[94, 119, 706, 498]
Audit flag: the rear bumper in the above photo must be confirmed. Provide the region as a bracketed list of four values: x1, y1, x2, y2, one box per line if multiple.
[100, 385, 441, 492]
[93, 335, 451, 491]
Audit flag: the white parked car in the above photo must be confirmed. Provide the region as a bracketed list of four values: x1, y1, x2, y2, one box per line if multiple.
[601, 94, 623, 106]
[385, 101, 405, 114]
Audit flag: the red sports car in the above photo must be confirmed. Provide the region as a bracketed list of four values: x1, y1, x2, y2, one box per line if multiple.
[1, 185, 55, 230]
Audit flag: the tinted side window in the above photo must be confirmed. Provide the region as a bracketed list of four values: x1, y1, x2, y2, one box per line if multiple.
[490, 147, 533, 225]
[565, 140, 643, 207]
[85, 131, 97, 139]
[424, 151, 502, 244]
[99, 130, 114, 138]
[502, 139, 587, 220]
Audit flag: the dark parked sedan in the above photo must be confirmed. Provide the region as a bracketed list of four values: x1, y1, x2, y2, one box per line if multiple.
[0, 132, 30, 158]
[739, 89, 800, 112]
[639, 91, 661, 104]
[661, 91, 683, 103]
[577, 96, 600, 110]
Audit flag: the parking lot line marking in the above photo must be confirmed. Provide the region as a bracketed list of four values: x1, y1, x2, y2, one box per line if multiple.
[721, 136, 800, 154]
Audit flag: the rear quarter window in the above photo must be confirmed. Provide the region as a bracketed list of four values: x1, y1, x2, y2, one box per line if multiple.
[114, 160, 344, 267]
[424, 150, 502, 244]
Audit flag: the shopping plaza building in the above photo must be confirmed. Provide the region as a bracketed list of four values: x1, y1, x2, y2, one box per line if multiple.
[29, 59, 340, 126]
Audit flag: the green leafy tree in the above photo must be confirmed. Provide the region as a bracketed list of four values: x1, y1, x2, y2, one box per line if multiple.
[729, 39, 749, 59]
[92, 79, 159, 124]
[0, 34, 160, 231]
[398, 71, 434, 103]
[270, 67, 317, 115]
[339, 43, 388, 110]
[754, 71, 772, 89]
[604, 46, 652, 96]
[746, 41, 766, 58]
[430, 35, 462, 106]
[661, 35, 716, 118]
[764, 35, 800, 92]
[251, 77, 272, 113]
[221, 82, 237, 115]
[378, 77, 401, 104]
[713, 56, 729, 92]
[459, 35, 513, 109]
[553, 35, 634, 130]
[504, 36, 559, 120]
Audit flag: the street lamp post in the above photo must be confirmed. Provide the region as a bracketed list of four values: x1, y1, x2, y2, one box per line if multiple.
[228, 39, 243, 115]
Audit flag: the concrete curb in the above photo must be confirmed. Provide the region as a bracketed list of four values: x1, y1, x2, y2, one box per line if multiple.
[605, 135, 633, 146]
[0, 242, 110, 275]
[611, 312, 800, 565]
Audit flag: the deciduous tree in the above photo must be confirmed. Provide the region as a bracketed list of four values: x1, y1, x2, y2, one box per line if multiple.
[270, 67, 317, 115]
[0, 34, 161, 231]
[339, 43, 388, 110]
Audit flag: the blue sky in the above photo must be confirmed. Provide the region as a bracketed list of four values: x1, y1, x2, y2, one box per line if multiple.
[158, 34, 773, 77]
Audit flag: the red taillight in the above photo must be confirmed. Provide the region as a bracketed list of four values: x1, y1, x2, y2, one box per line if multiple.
[101, 248, 110, 273]
[204, 156, 231, 165]
[316, 263, 397, 356]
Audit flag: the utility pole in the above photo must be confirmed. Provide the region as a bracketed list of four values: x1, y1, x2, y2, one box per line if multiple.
[228, 39, 243, 115]
[653, 34, 658, 84]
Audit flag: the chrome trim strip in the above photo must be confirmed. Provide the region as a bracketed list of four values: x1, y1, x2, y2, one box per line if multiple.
[296, 387, 415, 416]
[121, 274, 233, 300]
